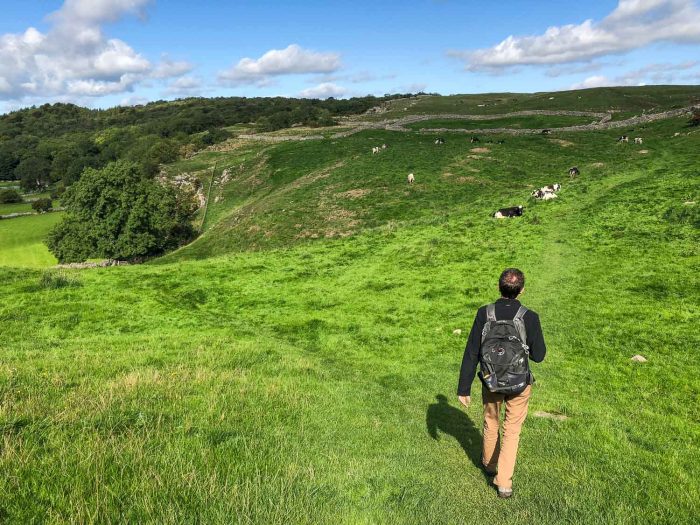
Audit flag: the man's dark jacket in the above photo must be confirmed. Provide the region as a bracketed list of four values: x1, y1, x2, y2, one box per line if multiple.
[457, 298, 546, 396]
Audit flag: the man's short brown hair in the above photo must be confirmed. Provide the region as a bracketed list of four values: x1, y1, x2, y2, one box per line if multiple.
[499, 268, 525, 299]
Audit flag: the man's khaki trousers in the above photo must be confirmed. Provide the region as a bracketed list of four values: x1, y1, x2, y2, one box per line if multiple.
[481, 384, 532, 489]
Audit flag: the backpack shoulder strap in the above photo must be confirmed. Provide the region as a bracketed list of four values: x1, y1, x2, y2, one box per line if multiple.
[512, 306, 528, 345]
[486, 303, 497, 322]
[481, 304, 497, 344]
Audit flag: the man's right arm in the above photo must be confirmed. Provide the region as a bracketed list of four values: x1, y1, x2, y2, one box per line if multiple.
[457, 310, 484, 397]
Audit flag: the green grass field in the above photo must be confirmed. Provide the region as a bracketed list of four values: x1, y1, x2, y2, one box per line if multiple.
[0, 88, 699, 523]
[0, 213, 63, 267]
[371, 85, 700, 119]
[0, 202, 33, 215]
[404, 114, 596, 130]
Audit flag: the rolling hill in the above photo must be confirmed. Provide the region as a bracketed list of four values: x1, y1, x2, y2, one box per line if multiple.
[0, 86, 698, 523]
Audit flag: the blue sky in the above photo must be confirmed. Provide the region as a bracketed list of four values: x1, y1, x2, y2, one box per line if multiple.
[1, 0, 699, 112]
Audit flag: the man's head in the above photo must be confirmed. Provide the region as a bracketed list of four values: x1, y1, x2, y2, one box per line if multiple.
[499, 268, 525, 299]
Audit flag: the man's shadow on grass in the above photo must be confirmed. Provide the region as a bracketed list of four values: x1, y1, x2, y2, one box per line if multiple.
[426, 394, 488, 479]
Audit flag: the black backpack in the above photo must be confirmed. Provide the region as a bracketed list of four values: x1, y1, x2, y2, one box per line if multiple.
[478, 304, 531, 395]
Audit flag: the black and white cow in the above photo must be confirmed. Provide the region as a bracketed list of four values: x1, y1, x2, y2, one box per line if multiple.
[568, 166, 580, 179]
[493, 205, 524, 218]
[617, 135, 629, 143]
[435, 137, 445, 145]
[531, 189, 558, 200]
[542, 183, 561, 192]
[541, 129, 551, 135]
[470, 136, 480, 143]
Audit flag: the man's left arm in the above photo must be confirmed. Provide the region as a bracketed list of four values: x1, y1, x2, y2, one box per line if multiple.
[526, 312, 547, 362]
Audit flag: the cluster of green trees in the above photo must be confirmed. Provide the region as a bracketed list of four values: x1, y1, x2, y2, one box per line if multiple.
[47, 161, 195, 262]
[0, 94, 411, 192]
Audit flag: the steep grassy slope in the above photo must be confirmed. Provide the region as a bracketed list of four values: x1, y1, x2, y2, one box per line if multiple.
[0, 89, 698, 523]
[164, 109, 696, 261]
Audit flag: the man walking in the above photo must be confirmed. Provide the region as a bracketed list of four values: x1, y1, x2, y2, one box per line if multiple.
[457, 268, 546, 498]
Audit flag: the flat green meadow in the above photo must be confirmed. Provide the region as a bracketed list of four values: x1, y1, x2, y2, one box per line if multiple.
[0, 213, 62, 268]
[0, 97, 698, 523]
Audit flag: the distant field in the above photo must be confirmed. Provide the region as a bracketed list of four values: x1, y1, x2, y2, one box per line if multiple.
[0, 212, 63, 267]
[405, 114, 595, 130]
[370, 86, 700, 120]
[0, 202, 33, 214]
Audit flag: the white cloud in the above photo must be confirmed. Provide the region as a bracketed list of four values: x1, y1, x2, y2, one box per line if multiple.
[298, 82, 347, 99]
[152, 55, 194, 79]
[51, 0, 151, 25]
[452, 0, 700, 71]
[569, 60, 699, 89]
[0, 0, 194, 103]
[120, 94, 149, 106]
[569, 75, 615, 90]
[219, 44, 341, 86]
[166, 75, 202, 95]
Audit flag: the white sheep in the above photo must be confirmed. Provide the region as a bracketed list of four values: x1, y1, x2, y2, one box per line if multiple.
[407, 173, 415, 184]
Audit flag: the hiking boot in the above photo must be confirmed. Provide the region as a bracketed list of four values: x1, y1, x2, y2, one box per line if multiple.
[497, 486, 513, 499]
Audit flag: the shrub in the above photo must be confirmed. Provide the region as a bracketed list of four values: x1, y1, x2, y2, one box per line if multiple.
[39, 270, 81, 289]
[32, 198, 53, 213]
[0, 188, 22, 203]
[689, 108, 700, 127]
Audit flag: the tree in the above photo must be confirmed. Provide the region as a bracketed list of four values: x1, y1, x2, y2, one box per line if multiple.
[0, 146, 19, 180]
[15, 156, 51, 191]
[31, 198, 52, 213]
[0, 188, 22, 203]
[47, 160, 196, 263]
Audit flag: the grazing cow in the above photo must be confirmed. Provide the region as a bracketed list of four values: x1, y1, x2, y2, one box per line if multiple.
[382, 143, 387, 149]
[531, 189, 558, 200]
[407, 173, 415, 184]
[470, 136, 480, 143]
[542, 183, 561, 192]
[634, 137, 643, 144]
[541, 129, 551, 135]
[569, 166, 580, 179]
[435, 137, 445, 145]
[493, 205, 524, 218]
[618, 135, 629, 143]
[372, 146, 379, 154]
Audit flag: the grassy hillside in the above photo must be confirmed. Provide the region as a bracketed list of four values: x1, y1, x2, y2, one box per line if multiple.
[369, 85, 700, 119]
[403, 114, 598, 130]
[0, 87, 698, 523]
